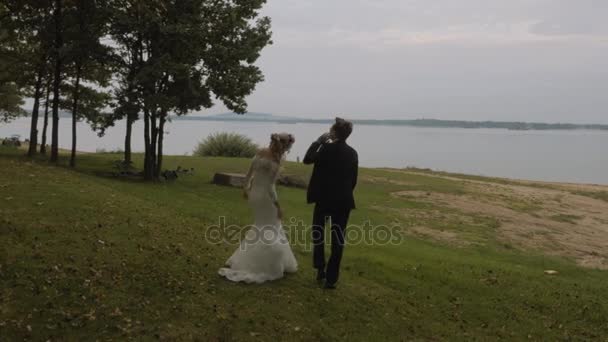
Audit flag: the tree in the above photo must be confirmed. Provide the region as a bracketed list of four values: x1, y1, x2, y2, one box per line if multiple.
[114, 82, 140, 165]
[0, 83, 24, 123]
[97, 6, 143, 164]
[0, 3, 26, 122]
[0, 16, 25, 122]
[0, 3, 24, 122]
[3, 1, 56, 155]
[109, 0, 272, 180]
[61, 0, 113, 167]
[0, 58, 25, 122]
[50, 0, 64, 163]
[39, 75, 52, 154]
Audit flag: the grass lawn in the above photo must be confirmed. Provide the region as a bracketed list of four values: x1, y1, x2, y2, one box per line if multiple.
[1, 146, 607, 341]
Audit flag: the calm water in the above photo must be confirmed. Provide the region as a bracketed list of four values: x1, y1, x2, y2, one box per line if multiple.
[2, 118, 608, 185]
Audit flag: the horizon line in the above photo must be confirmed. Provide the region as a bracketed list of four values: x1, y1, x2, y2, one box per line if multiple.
[181, 112, 608, 127]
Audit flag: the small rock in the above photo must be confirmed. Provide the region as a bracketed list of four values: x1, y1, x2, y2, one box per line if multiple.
[544, 270, 559, 275]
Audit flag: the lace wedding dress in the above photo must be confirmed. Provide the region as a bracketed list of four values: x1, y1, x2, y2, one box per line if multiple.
[218, 156, 298, 283]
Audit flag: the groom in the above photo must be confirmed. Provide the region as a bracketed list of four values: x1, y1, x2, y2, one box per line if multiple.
[304, 117, 358, 289]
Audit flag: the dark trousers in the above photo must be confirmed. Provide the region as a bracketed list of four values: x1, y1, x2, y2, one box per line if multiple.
[312, 203, 351, 285]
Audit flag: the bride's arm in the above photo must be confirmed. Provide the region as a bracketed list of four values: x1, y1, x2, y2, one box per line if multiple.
[268, 165, 282, 219]
[270, 185, 283, 220]
[243, 158, 255, 199]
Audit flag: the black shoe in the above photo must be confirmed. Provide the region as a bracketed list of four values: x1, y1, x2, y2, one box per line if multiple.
[316, 269, 326, 282]
[323, 282, 337, 290]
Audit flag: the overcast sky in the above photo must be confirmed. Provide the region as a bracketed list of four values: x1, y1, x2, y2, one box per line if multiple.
[204, 0, 608, 123]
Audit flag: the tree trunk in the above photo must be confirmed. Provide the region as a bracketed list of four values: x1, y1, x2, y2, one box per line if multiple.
[50, 0, 63, 163]
[70, 0, 86, 168]
[123, 54, 139, 165]
[124, 113, 133, 164]
[155, 113, 166, 178]
[27, 67, 45, 157]
[143, 108, 154, 180]
[149, 112, 158, 179]
[69, 64, 82, 168]
[40, 78, 51, 154]
[151, 112, 157, 165]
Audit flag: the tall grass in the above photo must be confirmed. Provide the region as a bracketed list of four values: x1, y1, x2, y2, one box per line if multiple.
[194, 132, 259, 158]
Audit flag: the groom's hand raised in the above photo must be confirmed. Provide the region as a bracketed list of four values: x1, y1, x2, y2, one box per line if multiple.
[316, 132, 331, 144]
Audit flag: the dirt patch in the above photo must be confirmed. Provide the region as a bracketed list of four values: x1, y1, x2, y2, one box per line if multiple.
[406, 226, 470, 247]
[371, 204, 475, 246]
[391, 180, 608, 270]
[362, 175, 420, 187]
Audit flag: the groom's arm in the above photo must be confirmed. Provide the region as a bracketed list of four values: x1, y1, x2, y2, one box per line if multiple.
[352, 152, 359, 190]
[303, 133, 330, 165]
[303, 141, 323, 165]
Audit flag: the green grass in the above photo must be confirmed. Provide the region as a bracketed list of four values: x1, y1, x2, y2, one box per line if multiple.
[1, 146, 607, 340]
[574, 190, 608, 203]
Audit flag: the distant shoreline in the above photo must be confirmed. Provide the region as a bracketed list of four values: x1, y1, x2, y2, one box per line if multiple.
[12, 111, 608, 131]
[173, 113, 608, 131]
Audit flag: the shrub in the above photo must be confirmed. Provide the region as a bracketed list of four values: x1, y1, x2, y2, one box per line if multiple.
[194, 132, 259, 158]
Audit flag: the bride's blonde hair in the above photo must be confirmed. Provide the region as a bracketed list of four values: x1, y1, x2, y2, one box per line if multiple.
[269, 133, 295, 157]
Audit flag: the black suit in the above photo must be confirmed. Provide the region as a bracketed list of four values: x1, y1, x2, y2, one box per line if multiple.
[304, 140, 358, 285]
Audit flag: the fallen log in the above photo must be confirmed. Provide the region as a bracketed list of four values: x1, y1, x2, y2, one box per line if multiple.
[212, 173, 308, 189]
[213, 173, 247, 188]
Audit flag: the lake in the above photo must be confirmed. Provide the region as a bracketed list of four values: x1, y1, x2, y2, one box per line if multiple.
[2, 117, 608, 185]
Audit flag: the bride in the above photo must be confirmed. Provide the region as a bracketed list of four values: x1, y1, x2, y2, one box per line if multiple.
[218, 133, 298, 283]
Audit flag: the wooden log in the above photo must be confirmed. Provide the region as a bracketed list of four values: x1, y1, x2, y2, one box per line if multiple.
[213, 173, 308, 189]
[213, 173, 247, 188]
[277, 175, 308, 189]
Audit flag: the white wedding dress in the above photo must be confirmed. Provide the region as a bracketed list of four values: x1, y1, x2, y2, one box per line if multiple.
[218, 156, 298, 283]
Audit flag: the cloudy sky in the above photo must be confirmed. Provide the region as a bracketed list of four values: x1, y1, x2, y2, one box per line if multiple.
[207, 0, 608, 123]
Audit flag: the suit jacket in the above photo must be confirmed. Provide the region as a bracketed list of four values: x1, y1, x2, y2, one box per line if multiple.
[303, 140, 358, 210]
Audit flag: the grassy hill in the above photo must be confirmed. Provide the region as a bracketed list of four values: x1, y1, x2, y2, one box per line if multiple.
[1, 146, 607, 340]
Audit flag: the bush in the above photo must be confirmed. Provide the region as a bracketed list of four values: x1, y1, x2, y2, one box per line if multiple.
[194, 132, 259, 158]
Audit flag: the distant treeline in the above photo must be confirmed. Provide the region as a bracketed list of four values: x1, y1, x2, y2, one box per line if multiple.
[174, 116, 608, 131]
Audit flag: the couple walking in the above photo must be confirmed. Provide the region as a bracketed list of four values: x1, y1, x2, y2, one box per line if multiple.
[218, 117, 358, 289]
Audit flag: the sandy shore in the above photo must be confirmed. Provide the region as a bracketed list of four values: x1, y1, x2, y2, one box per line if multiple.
[383, 169, 608, 270]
